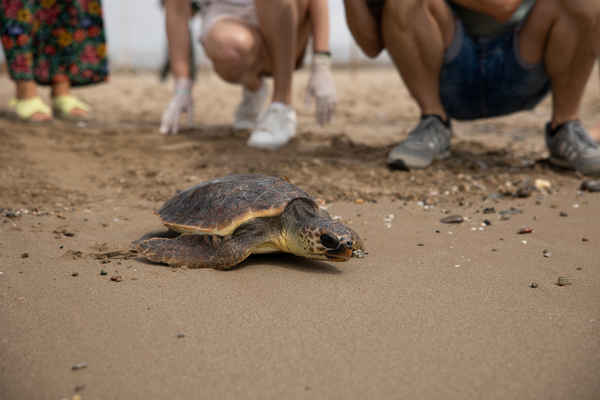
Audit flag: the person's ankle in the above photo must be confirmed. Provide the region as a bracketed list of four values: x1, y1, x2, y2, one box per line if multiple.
[422, 114, 451, 128]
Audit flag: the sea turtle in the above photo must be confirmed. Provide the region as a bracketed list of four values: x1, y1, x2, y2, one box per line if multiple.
[133, 174, 365, 269]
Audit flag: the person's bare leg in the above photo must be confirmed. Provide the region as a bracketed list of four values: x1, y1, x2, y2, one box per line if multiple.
[254, 0, 302, 106]
[519, 0, 600, 129]
[51, 81, 88, 117]
[380, 0, 454, 120]
[15, 80, 51, 122]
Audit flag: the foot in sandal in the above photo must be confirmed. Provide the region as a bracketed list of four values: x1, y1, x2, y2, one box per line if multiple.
[51, 94, 92, 121]
[12, 97, 53, 123]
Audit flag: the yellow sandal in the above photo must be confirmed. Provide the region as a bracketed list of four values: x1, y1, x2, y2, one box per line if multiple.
[51, 94, 92, 121]
[12, 97, 53, 123]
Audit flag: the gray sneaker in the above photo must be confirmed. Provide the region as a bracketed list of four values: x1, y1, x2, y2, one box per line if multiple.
[387, 115, 452, 170]
[545, 120, 600, 175]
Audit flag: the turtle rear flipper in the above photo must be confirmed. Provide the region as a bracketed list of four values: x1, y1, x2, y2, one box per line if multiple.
[135, 233, 255, 270]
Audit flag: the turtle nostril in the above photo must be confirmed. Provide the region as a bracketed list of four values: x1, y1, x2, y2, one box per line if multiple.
[344, 240, 353, 249]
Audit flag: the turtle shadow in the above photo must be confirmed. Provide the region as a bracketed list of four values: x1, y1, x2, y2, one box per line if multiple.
[235, 254, 342, 275]
[130, 252, 342, 274]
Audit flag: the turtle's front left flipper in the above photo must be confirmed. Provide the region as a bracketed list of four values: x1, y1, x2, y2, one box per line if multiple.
[135, 233, 255, 270]
[131, 230, 181, 250]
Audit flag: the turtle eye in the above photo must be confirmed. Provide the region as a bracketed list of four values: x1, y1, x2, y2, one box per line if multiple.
[320, 233, 339, 249]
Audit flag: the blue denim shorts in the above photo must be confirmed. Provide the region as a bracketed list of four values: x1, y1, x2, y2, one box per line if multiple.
[439, 18, 551, 120]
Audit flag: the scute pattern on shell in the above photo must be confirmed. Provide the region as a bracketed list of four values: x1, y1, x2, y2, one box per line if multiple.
[157, 174, 318, 234]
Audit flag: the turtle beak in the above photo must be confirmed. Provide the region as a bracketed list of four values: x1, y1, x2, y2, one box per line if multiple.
[324, 240, 353, 261]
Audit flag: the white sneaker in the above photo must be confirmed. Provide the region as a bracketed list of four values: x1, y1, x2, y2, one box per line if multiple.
[246, 102, 297, 150]
[233, 79, 268, 130]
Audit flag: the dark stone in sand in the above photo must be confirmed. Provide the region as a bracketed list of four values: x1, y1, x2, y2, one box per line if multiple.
[580, 180, 600, 192]
[529, 283, 538, 288]
[110, 275, 121, 281]
[516, 186, 532, 198]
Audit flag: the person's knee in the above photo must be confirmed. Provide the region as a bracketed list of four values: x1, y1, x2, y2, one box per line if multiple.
[205, 29, 254, 82]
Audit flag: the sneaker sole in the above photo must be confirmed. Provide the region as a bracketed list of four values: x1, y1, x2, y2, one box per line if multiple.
[548, 155, 575, 170]
[388, 149, 451, 170]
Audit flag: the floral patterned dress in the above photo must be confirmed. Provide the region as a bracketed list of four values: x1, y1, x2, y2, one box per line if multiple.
[0, 0, 108, 86]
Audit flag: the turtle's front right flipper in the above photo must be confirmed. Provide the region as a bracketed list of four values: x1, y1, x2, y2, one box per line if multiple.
[135, 233, 254, 270]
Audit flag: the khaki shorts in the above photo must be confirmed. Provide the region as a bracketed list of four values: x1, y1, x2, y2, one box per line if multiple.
[199, 2, 259, 43]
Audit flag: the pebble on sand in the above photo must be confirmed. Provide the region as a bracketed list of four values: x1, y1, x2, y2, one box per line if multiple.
[517, 227, 533, 234]
[580, 180, 600, 192]
[440, 215, 463, 224]
[21, 253, 29, 258]
[534, 179, 551, 190]
[72, 272, 79, 276]
[582, 238, 588, 242]
[72, 363, 87, 370]
[559, 212, 568, 217]
[557, 277, 571, 286]
[529, 283, 538, 288]
[100, 269, 108, 275]
[177, 333, 185, 338]
[110, 275, 122, 281]
[355, 198, 364, 204]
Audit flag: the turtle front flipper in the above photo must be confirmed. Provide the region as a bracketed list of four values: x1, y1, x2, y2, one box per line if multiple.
[131, 229, 181, 250]
[135, 233, 256, 270]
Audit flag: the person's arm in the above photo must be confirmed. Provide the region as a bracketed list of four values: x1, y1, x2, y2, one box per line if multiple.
[165, 0, 192, 79]
[450, 0, 523, 22]
[309, 0, 329, 53]
[159, 0, 194, 135]
[305, 0, 336, 125]
[343, 0, 383, 58]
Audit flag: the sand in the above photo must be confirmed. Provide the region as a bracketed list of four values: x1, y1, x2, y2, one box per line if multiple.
[0, 67, 599, 400]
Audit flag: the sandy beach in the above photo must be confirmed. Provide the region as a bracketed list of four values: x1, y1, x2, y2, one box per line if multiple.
[0, 67, 599, 400]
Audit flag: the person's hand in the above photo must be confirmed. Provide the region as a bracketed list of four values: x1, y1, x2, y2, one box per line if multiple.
[305, 53, 337, 126]
[159, 78, 194, 134]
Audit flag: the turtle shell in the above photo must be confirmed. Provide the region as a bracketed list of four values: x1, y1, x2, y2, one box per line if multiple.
[157, 174, 319, 236]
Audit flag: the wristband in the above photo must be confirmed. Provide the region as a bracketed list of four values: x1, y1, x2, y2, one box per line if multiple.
[174, 78, 192, 94]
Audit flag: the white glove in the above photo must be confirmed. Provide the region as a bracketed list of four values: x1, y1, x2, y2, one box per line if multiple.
[159, 78, 194, 135]
[305, 53, 337, 126]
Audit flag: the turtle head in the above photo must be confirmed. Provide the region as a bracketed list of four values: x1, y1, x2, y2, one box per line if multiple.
[295, 218, 365, 261]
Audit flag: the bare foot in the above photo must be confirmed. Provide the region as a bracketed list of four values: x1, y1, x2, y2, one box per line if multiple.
[28, 112, 53, 122]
